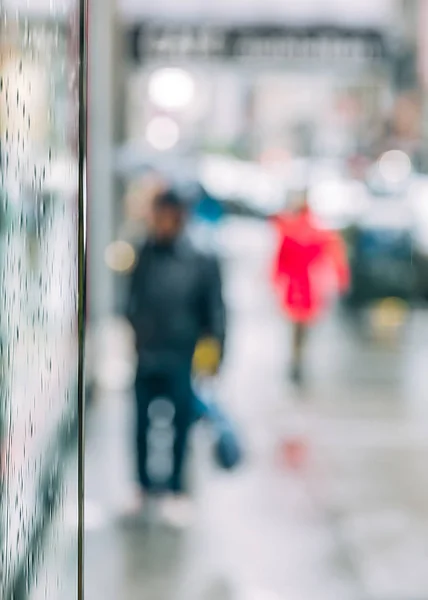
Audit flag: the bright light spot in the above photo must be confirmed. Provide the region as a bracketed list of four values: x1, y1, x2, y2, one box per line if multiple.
[310, 180, 350, 215]
[148, 68, 195, 111]
[104, 241, 136, 273]
[44, 155, 78, 194]
[145, 116, 180, 151]
[201, 156, 284, 213]
[378, 150, 412, 184]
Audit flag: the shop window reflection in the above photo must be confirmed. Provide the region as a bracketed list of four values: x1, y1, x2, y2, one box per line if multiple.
[0, 3, 81, 598]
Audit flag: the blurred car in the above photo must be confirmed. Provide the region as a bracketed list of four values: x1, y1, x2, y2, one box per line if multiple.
[407, 175, 428, 300]
[343, 169, 425, 307]
[345, 201, 416, 306]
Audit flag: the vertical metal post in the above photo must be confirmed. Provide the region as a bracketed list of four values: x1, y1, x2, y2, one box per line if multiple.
[77, 0, 88, 598]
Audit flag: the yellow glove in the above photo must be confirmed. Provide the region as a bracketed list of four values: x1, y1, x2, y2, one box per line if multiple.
[193, 337, 221, 376]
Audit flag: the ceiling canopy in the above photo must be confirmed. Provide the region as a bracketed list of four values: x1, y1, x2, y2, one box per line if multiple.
[119, 0, 396, 29]
[6, 0, 396, 30]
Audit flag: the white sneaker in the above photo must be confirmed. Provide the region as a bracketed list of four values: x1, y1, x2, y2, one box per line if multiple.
[120, 488, 145, 519]
[161, 495, 194, 528]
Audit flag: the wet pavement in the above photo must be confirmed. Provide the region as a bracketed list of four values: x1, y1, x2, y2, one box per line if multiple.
[30, 218, 428, 600]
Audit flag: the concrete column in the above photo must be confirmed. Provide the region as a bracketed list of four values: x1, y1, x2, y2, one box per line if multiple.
[112, 19, 127, 245]
[417, 0, 428, 89]
[87, 0, 117, 322]
[400, 0, 419, 45]
[417, 0, 428, 171]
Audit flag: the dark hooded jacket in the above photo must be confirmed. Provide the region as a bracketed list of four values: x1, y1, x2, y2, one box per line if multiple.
[126, 235, 226, 373]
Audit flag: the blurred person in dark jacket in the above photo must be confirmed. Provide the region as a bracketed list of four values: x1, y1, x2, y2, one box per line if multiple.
[126, 187, 226, 524]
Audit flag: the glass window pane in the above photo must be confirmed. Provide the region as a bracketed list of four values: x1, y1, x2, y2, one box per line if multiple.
[0, 1, 83, 598]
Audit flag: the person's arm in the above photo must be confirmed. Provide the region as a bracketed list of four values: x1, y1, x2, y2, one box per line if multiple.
[201, 254, 227, 360]
[125, 265, 138, 330]
[125, 244, 146, 329]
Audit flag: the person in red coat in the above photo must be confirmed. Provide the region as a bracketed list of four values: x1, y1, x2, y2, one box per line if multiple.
[271, 191, 350, 382]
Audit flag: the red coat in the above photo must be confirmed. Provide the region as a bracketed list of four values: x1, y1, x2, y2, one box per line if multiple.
[271, 209, 349, 324]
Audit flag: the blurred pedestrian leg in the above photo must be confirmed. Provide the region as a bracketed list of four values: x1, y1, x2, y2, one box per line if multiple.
[135, 369, 193, 496]
[290, 322, 307, 383]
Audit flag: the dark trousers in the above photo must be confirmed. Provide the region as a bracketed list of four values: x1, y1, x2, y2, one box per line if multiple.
[135, 368, 193, 494]
[291, 322, 307, 368]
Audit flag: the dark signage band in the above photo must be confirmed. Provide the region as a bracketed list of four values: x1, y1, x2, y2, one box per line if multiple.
[128, 24, 388, 64]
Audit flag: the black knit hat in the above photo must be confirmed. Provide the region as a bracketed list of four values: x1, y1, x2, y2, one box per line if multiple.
[154, 188, 186, 211]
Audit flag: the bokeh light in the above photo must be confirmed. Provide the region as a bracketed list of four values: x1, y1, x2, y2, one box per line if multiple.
[148, 68, 195, 111]
[378, 150, 412, 184]
[104, 241, 136, 273]
[145, 116, 180, 151]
